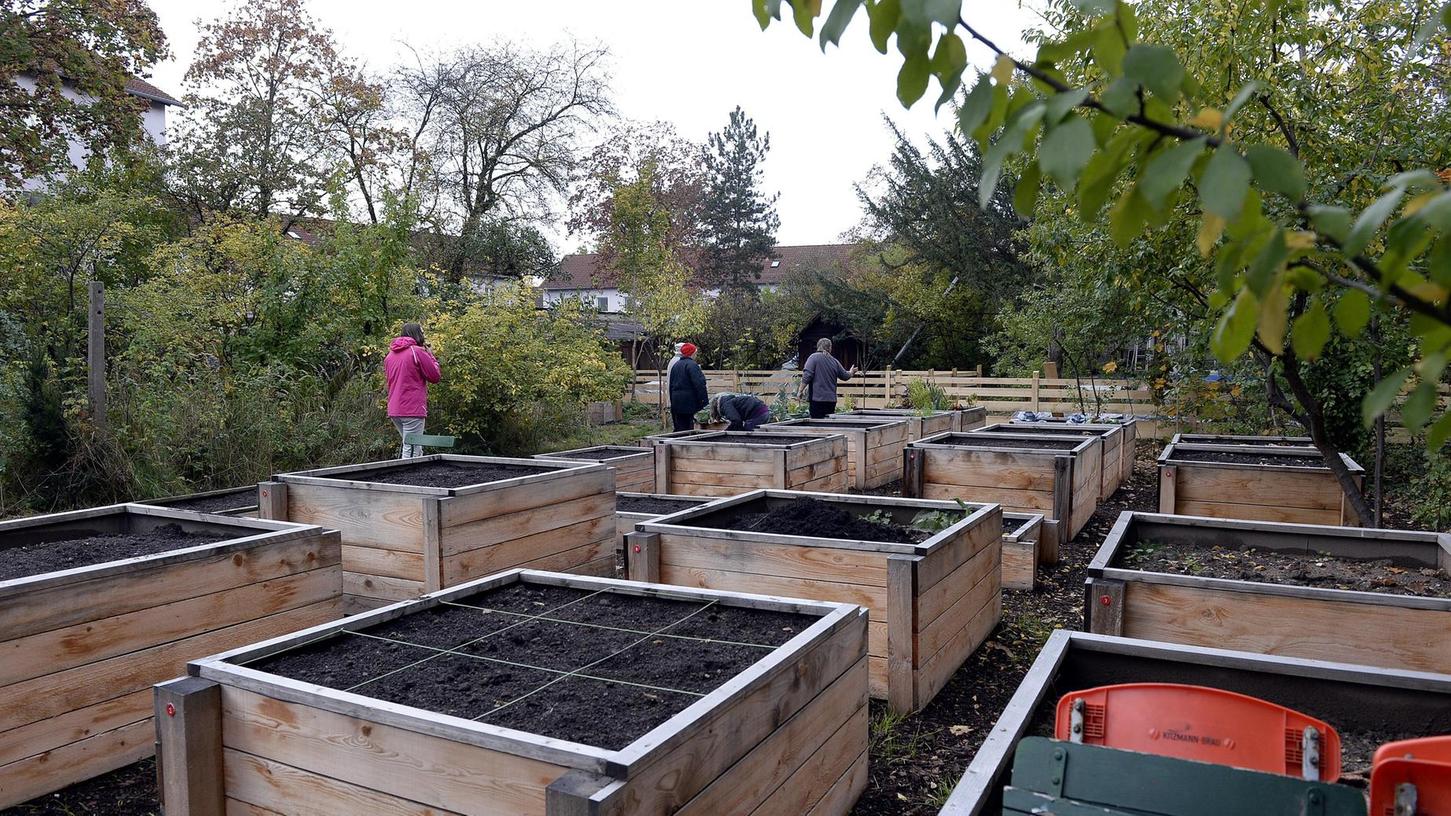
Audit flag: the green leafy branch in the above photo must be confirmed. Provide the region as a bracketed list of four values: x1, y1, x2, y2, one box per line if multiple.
[753, 0, 1451, 446]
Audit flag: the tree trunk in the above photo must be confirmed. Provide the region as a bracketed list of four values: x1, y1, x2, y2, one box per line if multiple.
[1276, 349, 1375, 526]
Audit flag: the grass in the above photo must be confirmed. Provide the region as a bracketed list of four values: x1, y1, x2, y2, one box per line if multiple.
[533, 415, 661, 453]
[869, 706, 938, 769]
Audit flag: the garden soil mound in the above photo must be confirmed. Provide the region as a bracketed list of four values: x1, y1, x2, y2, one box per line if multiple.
[0, 523, 226, 582]
[729, 497, 926, 544]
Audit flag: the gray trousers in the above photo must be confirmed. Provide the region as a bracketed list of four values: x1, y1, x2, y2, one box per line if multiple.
[391, 416, 426, 459]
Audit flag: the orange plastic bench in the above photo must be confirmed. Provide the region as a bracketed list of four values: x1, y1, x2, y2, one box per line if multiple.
[1054, 683, 1342, 781]
[1370, 736, 1451, 816]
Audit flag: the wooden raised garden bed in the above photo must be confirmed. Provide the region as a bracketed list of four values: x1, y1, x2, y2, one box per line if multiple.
[158, 569, 869, 816]
[904, 432, 1102, 541]
[139, 485, 259, 517]
[1084, 511, 1451, 674]
[1008, 418, 1138, 485]
[259, 454, 615, 610]
[653, 431, 848, 497]
[1172, 432, 1311, 446]
[836, 406, 982, 439]
[976, 423, 1126, 499]
[937, 630, 1451, 815]
[631, 490, 1003, 713]
[999, 510, 1051, 592]
[533, 444, 655, 493]
[764, 416, 910, 489]
[0, 503, 341, 808]
[614, 492, 714, 569]
[1157, 439, 1363, 525]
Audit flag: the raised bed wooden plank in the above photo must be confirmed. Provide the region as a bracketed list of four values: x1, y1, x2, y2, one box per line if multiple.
[938, 630, 1451, 815]
[905, 433, 1100, 540]
[637, 491, 1002, 713]
[533, 445, 655, 494]
[1085, 511, 1451, 673]
[985, 423, 1125, 498]
[655, 433, 848, 497]
[168, 569, 868, 816]
[263, 455, 614, 606]
[1157, 440, 1363, 526]
[764, 417, 910, 490]
[0, 505, 341, 807]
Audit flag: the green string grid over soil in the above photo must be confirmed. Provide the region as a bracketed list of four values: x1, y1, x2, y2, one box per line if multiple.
[1119, 541, 1451, 597]
[238, 581, 817, 750]
[0, 523, 227, 582]
[340, 460, 556, 488]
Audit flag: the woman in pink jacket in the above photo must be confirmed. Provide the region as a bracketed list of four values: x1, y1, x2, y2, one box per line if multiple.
[384, 323, 442, 458]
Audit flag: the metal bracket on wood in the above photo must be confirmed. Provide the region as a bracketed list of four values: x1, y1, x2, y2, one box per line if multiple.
[1395, 782, 1418, 816]
[1301, 726, 1321, 781]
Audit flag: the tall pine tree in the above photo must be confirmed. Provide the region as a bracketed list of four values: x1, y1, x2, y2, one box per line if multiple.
[699, 106, 780, 290]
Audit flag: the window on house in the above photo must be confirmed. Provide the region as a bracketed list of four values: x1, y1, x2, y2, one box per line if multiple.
[770, 260, 781, 268]
[596, 296, 609, 312]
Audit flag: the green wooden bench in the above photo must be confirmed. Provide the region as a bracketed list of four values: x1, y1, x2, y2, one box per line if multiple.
[403, 432, 457, 452]
[1003, 738, 1366, 816]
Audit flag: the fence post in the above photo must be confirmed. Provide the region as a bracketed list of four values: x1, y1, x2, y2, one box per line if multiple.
[884, 367, 892, 406]
[1031, 370, 1041, 411]
[87, 280, 106, 430]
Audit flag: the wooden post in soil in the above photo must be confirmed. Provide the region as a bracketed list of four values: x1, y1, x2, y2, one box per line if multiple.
[154, 677, 224, 816]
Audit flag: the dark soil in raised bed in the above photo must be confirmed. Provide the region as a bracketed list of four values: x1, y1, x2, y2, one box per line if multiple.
[617, 495, 707, 515]
[0, 758, 157, 816]
[230, 582, 812, 751]
[930, 433, 1081, 449]
[149, 489, 256, 513]
[344, 460, 555, 488]
[481, 675, 698, 749]
[1120, 540, 1451, 596]
[1170, 448, 1324, 467]
[0, 523, 228, 582]
[544, 446, 647, 460]
[722, 497, 928, 544]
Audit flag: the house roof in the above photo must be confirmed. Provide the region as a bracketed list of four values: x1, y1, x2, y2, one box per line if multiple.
[543, 243, 856, 290]
[125, 78, 181, 107]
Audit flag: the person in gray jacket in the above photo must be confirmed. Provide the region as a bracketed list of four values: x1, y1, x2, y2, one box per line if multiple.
[800, 338, 859, 418]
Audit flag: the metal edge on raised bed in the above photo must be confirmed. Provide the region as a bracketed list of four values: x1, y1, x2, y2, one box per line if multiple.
[637, 488, 1001, 557]
[0, 504, 329, 596]
[1085, 511, 1451, 613]
[1158, 441, 1364, 474]
[912, 431, 1098, 456]
[272, 454, 610, 496]
[190, 568, 861, 777]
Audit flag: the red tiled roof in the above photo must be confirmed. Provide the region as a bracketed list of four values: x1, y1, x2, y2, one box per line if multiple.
[544, 243, 856, 290]
[125, 78, 181, 106]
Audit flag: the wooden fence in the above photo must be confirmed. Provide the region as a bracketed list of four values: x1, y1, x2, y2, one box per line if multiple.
[630, 369, 1154, 417]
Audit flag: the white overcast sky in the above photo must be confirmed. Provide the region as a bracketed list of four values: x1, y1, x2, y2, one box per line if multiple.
[143, 1, 1039, 251]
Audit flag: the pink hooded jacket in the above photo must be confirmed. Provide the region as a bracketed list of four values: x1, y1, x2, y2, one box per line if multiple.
[384, 336, 441, 417]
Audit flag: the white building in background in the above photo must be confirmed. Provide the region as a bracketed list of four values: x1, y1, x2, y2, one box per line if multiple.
[14, 75, 180, 191]
[540, 244, 854, 312]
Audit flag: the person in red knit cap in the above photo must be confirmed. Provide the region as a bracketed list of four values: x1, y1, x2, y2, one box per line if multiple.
[667, 342, 708, 431]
